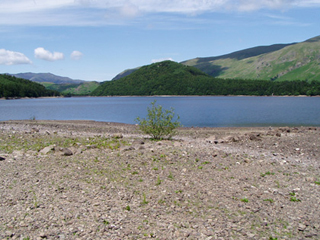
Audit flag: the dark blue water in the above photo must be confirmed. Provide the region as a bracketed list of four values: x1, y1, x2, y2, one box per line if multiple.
[1, 96, 319, 127]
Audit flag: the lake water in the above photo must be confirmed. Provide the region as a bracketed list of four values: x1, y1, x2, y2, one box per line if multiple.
[1, 96, 320, 127]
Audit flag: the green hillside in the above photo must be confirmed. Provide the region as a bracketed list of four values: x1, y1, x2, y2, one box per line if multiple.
[182, 35, 320, 81]
[0, 74, 60, 99]
[43, 81, 100, 96]
[91, 61, 320, 96]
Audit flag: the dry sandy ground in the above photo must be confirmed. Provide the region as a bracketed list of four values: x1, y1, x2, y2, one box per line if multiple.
[0, 120, 319, 240]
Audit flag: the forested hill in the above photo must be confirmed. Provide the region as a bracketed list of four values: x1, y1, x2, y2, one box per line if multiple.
[91, 61, 320, 96]
[0, 74, 60, 99]
[91, 61, 212, 96]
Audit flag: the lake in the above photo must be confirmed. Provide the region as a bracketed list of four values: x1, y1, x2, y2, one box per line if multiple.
[1, 96, 320, 127]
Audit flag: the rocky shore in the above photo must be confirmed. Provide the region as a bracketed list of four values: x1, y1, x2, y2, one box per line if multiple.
[0, 120, 319, 240]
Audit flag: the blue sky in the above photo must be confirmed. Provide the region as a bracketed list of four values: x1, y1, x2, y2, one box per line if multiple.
[0, 0, 320, 81]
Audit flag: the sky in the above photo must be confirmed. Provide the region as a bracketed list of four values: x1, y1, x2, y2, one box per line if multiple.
[0, 0, 320, 82]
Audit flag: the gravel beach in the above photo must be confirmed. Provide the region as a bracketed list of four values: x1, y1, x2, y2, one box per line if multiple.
[0, 120, 319, 240]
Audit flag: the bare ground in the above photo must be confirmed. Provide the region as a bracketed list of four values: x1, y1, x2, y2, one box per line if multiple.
[0, 120, 319, 240]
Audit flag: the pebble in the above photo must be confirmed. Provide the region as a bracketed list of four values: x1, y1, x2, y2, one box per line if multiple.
[298, 223, 307, 231]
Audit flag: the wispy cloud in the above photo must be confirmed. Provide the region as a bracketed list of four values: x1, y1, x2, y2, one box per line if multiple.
[0, 49, 32, 65]
[0, 0, 320, 26]
[34, 47, 64, 61]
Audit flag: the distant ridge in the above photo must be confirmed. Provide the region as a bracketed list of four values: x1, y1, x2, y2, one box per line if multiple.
[11, 72, 85, 85]
[8, 72, 100, 96]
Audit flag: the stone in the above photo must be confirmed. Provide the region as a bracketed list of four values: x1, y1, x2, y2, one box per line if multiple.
[298, 223, 307, 231]
[62, 148, 73, 156]
[228, 135, 240, 142]
[249, 134, 261, 141]
[122, 146, 135, 152]
[305, 177, 316, 182]
[40, 145, 55, 154]
[112, 133, 123, 139]
[32, 127, 40, 132]
[206, 136, 216, 144]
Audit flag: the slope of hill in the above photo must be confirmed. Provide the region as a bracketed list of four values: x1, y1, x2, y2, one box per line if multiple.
[91, 61, 320, 96]
[112, 67, 141, 80]
[182, 35, 320, 81]
[0, 74, 60, 98]
[43, 81, 100, 96]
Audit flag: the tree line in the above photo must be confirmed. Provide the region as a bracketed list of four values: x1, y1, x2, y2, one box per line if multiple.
[0, 74, 60, 99]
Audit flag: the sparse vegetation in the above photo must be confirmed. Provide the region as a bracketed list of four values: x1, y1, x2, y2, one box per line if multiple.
[135, 100, 181, 140]
[261, 171, 275, 177]
[263, 199, 274, 203]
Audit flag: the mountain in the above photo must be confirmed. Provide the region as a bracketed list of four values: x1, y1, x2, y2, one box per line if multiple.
[91, 60, 320, 96]
[0, 74, 60, 98]
[182, 35, 320, 81]
[11, 72, 85, 84]
[113, 35, 320, 82]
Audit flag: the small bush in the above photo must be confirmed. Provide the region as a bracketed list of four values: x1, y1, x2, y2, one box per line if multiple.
[135, 100, 181, 140]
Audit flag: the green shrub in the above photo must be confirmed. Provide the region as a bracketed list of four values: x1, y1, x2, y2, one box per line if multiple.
[135, 100, 181, 140]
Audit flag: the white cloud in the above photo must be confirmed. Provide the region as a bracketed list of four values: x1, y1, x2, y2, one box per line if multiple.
[34, 47, 64, 61]
[235, 0, 293, 11]
[0, 0, 74, 13]
[70, 50, 83, 60]
[0, 49, 32, 65]
[0, 0, 320, 26]
[151, 58, 174, 63]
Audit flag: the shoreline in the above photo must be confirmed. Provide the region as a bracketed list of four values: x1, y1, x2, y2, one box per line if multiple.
[1, 94, 319, 101]
[2, 119, 320, 129]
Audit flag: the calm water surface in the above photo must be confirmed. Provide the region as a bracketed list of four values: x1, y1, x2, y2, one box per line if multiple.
[1, 96, 319, 127]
